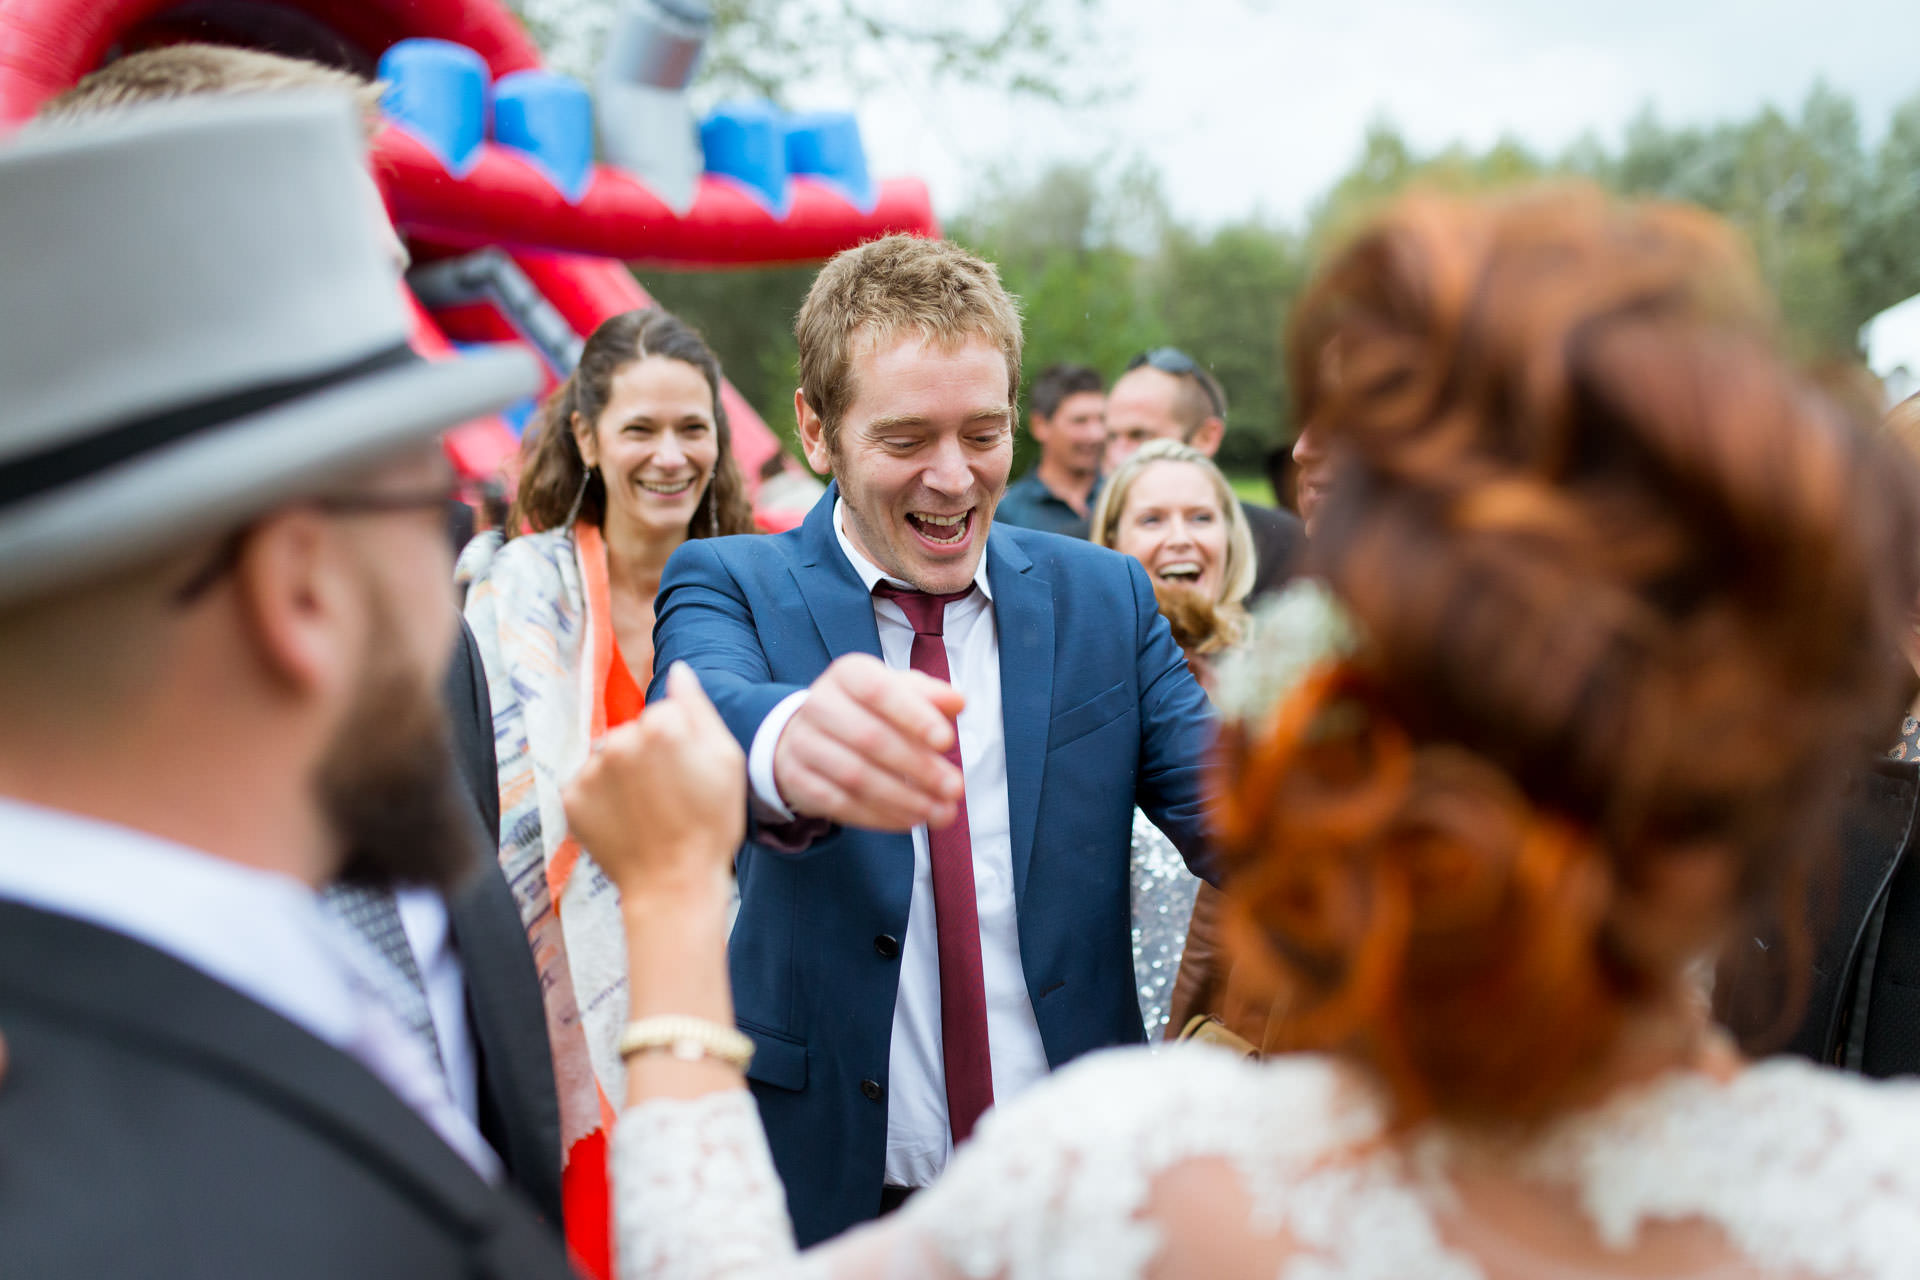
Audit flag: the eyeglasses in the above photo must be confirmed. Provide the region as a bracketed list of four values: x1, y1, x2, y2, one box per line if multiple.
[172, 486, 460, 605]
[1126, 347, 1225, 419]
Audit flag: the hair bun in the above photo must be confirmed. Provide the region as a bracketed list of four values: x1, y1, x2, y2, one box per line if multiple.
[1218, 185, 1920, 1126]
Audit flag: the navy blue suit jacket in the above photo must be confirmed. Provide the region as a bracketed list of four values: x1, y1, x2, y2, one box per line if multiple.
[648, 486, 1215, 1245]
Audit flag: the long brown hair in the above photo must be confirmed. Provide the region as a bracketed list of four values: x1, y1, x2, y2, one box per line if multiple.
[511, 308, 755, 539]
[1214, 185, 1920, 1127]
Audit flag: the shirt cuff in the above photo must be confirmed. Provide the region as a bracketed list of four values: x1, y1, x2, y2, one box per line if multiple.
[748, 690, 810, 825]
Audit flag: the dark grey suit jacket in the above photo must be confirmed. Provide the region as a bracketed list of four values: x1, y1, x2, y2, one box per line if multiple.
[444, 618, 563, 1229]
[0, 901, 579, 1279]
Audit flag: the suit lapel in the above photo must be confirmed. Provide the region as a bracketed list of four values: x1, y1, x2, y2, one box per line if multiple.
[0, 901, 508, 1234]
[988, 529, 1053, 901]
[791, 482, 884, 662]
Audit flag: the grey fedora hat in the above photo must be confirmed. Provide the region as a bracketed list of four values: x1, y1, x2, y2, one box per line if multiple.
[0, 92, 542, 606]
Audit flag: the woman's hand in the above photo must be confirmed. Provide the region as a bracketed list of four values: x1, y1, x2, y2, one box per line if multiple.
[564, 661, 746, 907]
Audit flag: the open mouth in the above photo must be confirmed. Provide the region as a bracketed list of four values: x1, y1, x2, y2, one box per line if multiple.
[637, 476, 696, 497]
[1154, 560, 1204, 585]
[905, 508, 973, 547]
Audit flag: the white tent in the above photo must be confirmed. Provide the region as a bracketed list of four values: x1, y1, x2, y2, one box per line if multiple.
[1864, 293, 1920, 406]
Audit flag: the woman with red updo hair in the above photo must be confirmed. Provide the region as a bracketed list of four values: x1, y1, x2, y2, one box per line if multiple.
[552, 186, 1920, 1280]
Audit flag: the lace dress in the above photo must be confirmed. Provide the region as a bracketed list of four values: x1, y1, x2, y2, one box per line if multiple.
[612, 1044, 1920, 1280]
[1129, 808, 1201, 1038]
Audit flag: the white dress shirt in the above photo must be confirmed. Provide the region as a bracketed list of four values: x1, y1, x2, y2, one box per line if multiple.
[0, 798, 500, 1182]
[393, 886, 480, 1123]
[748, 500, 1050, 1187]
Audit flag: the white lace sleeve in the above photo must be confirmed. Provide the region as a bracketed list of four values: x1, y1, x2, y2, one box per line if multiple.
[613, 1091, 810, 1280]
[617, 1046, 1920, 1280]
[611, 1049, 1411, 1280]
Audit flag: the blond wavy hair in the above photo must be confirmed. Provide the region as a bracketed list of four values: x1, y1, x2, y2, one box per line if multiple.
[796, 235, 1022, 454]
[1091, 438, 1258, 634]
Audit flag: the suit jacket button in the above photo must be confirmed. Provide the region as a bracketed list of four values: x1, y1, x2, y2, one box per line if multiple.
[873, 934, 900, 958]
[861, 1078, 884, 1102]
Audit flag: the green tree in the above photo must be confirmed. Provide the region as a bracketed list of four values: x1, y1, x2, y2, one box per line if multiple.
[1149, 220, 1307, 473]
[949, 162, 1167, 474]
[508, 0, 1108, 105]
[1847, 89, 1920, 326]
[642, 265, 815, 456]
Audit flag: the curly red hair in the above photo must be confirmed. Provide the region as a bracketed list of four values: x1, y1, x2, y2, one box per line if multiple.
[1213, 185, 1920, 1126]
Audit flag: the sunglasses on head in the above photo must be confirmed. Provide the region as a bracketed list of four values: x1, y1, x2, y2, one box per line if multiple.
[1126, 347, 1224, 419]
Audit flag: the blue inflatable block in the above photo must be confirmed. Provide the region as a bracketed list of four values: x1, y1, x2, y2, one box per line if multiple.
[501, 395, 537, 438]
[784, 111, 876, 213]
[379, 39, 488, 175]
[700, 101, 789, 215]
[494, 72, 596, 202]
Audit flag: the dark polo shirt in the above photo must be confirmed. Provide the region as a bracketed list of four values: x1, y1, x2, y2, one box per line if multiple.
[995, 469, 1099, 539]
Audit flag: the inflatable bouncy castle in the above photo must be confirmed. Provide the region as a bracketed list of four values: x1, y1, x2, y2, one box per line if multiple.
[0, 0, 940, 529]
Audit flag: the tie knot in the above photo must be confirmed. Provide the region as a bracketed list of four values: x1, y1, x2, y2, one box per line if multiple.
[872, 581, 972, 637]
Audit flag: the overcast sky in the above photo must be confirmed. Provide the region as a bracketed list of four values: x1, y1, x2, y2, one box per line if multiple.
[830, 0, 1919, 228]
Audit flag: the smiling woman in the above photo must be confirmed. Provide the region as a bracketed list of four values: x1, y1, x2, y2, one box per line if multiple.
[454, 306, 757, 1276]
[1087, 438, 1257, 1036]
[1091, 438, 1257, 676]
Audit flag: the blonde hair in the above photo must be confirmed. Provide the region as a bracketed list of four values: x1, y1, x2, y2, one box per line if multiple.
[39, 45, 385, 136]
[1091, 439, 1257, 645]
[796, 235, 1022, 453]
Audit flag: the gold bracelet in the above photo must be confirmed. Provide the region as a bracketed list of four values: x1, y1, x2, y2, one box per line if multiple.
[616, 1015, 755, 1071]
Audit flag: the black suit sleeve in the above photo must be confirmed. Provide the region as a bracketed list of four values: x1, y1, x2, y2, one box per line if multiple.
[439, 614, 564, 1230]
[1239, 500, 1306, 600]
[443, 617, 501, 848]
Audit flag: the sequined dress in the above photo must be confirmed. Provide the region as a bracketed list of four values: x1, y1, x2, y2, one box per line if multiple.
[1892, 714, 1920, 760]
[1128, 808, 1200, 1038]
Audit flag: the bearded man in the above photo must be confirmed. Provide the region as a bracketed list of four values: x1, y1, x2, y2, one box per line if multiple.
[0, 97, 574, 1278]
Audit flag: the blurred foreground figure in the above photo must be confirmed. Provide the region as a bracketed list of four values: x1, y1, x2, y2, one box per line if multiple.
[0, 98, 577, 1279]
[1719, 389, 1920, 1075]
[43, 40, 560, 1235]
[575, 185, 1920, 1278]
[40, 43, 567, 1236]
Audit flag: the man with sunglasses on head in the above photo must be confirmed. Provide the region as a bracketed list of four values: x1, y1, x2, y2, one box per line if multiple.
[1104, 347, 1303, 597]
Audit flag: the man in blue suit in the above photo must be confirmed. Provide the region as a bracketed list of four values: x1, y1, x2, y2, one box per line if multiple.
[649, 235, 1216, 1245]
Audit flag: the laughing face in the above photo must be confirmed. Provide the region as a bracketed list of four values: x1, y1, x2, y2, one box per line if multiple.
[1111, 459, 1231, 603]
[799, 332, 1014, 594]
[574, 355, 719, 542]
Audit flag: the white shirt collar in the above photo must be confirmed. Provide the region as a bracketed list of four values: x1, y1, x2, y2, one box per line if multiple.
[0, 797, 369, 1049]
[0, 796, 504, 1181]
[832, 497, 995, 601]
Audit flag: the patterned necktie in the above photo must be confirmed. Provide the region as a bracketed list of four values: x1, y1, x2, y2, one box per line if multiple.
[871, 581, 994, 1144]
[320, 883, 447, 1081]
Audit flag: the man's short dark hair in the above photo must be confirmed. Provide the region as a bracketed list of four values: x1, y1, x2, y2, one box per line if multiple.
[1030, 362, 1104, 420]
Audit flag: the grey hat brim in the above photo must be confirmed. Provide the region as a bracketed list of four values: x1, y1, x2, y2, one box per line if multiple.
[0, 343, 542, 607]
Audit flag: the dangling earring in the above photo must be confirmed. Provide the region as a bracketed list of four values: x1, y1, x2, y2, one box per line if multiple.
[708, 482, 720, 538]
[563, 464, 594, 532]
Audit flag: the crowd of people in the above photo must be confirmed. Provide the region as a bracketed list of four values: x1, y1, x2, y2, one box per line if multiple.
[4, 37, 1920, 1280]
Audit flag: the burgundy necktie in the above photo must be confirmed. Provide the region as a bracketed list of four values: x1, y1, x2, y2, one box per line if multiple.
[871, 581, 994, 1144]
